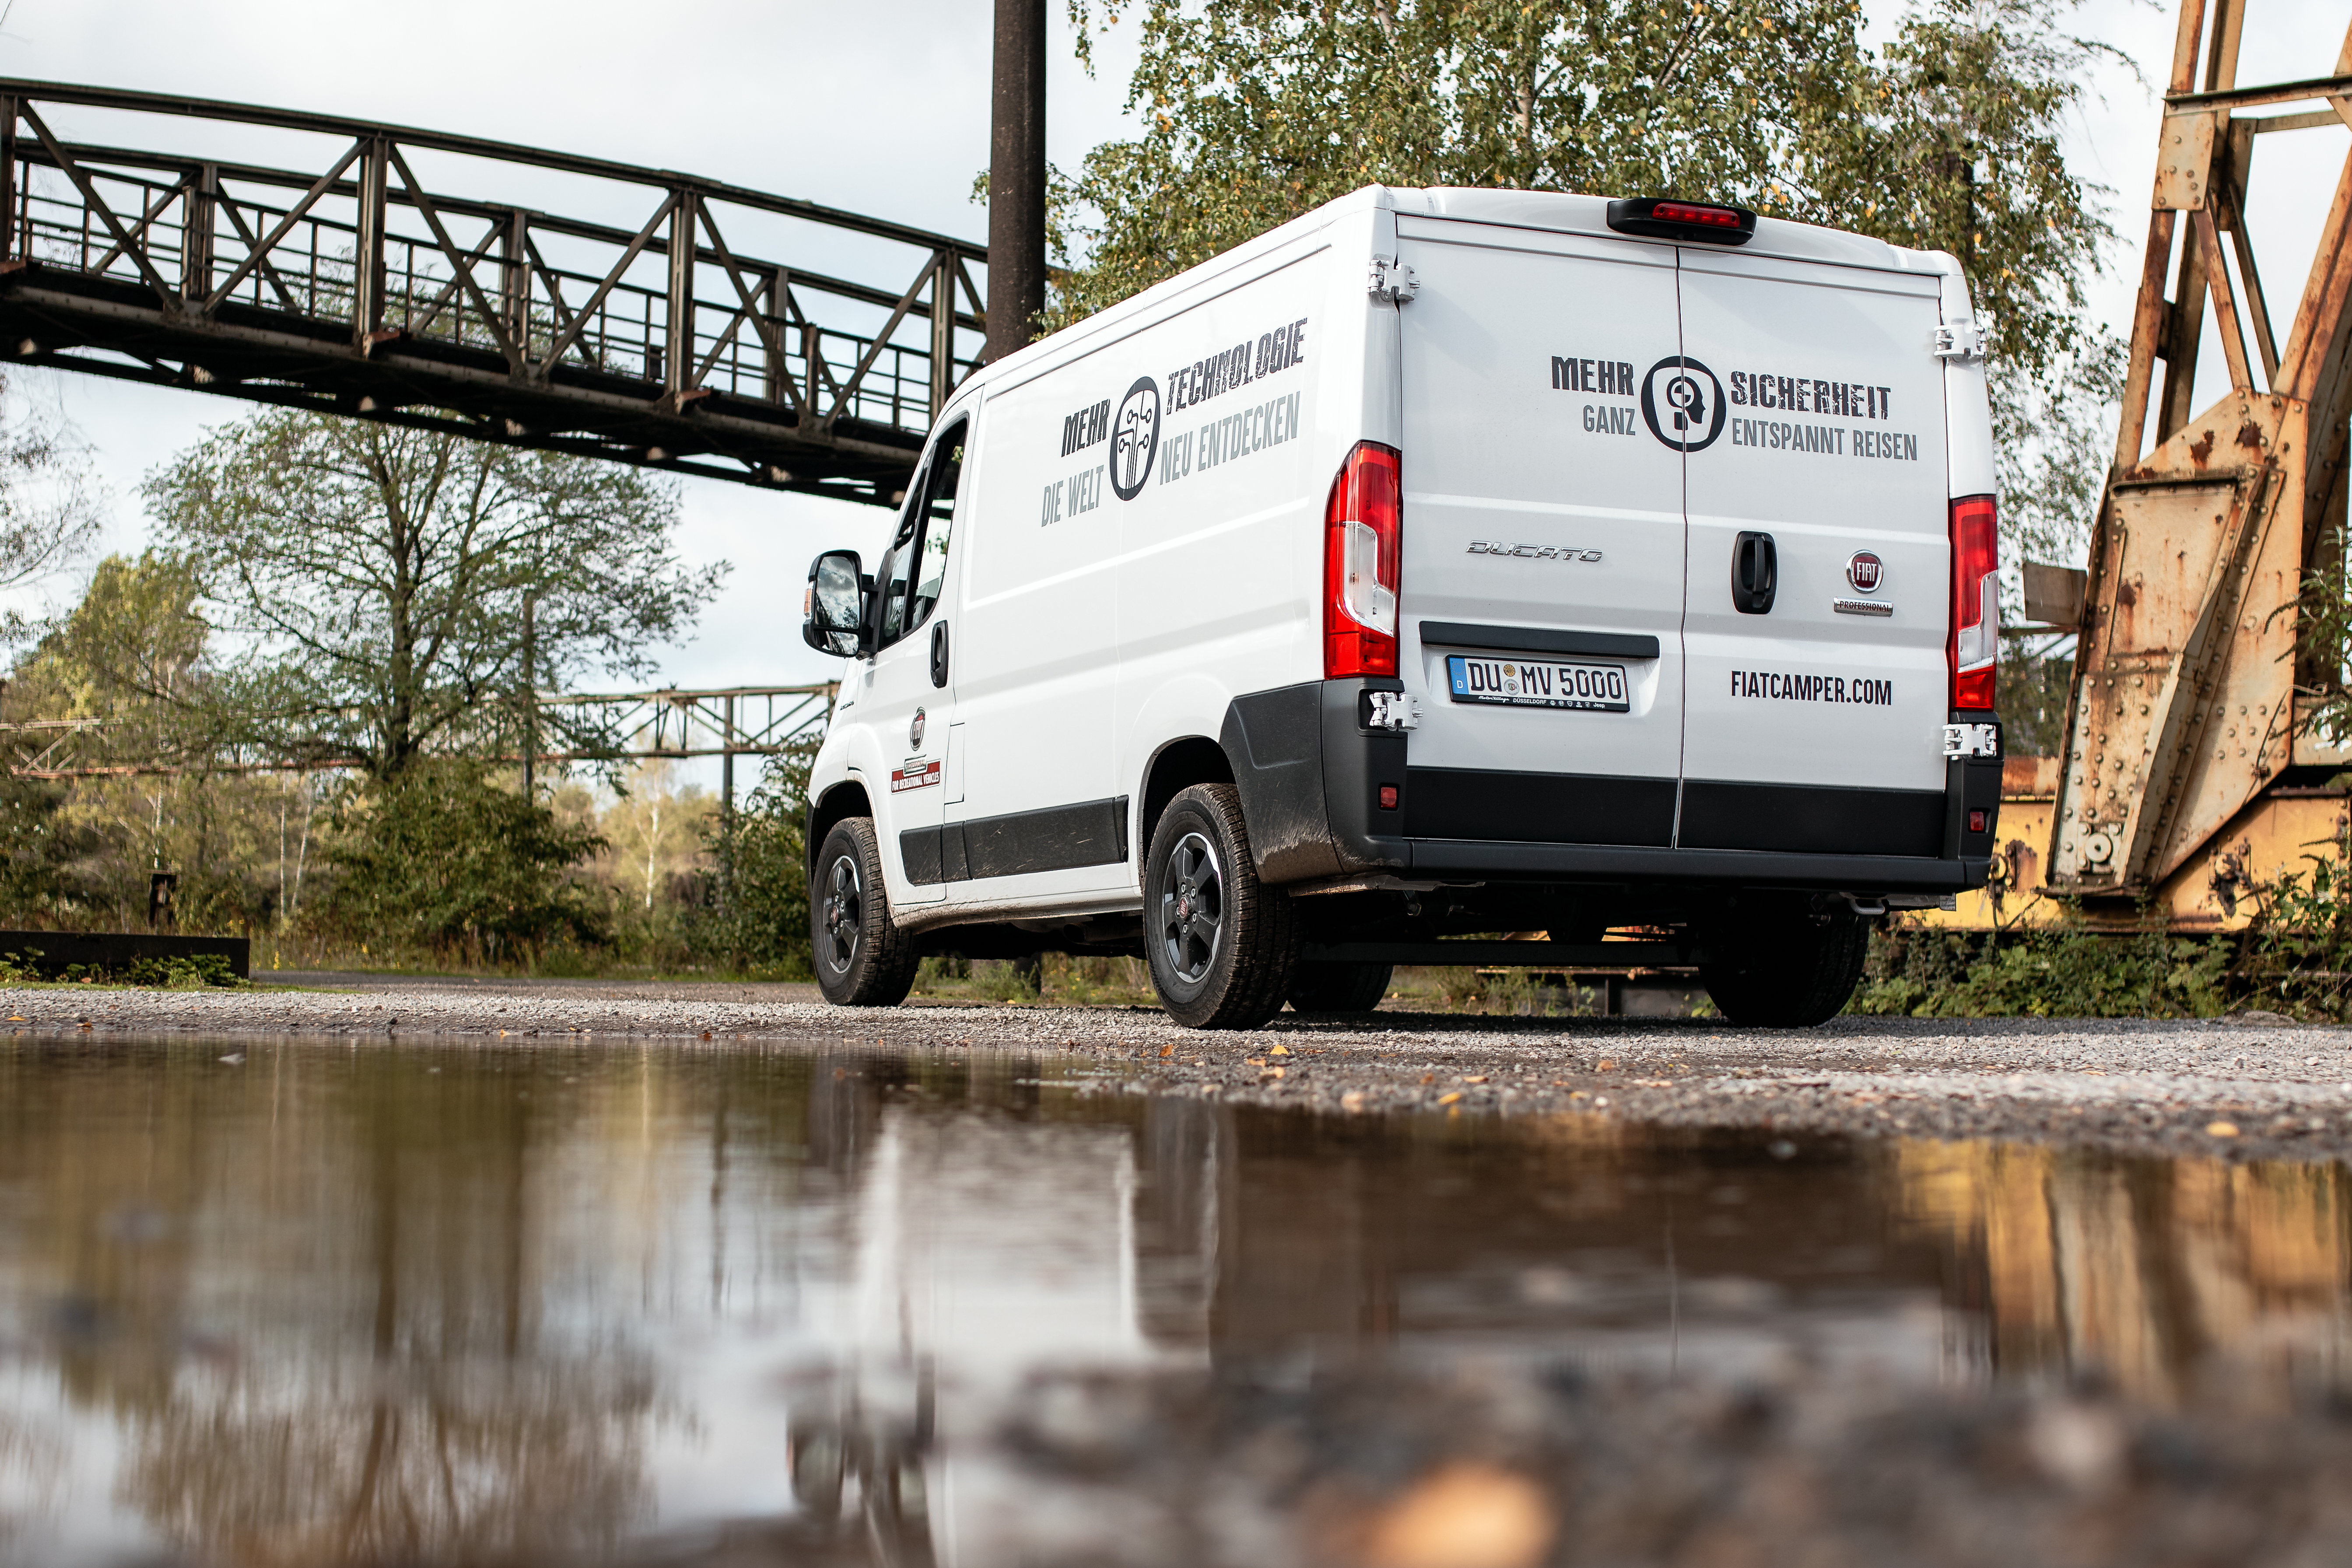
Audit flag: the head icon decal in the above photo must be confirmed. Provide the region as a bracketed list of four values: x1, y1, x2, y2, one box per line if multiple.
[1639, 356, 1728, 453]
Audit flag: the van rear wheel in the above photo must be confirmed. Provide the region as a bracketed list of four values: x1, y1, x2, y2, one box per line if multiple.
[1699, 901, 1869, 1027]
[1145, 784, 1297, 1029]
[1287, 961, 1393, 1014]
[810, 816, 921, 1007]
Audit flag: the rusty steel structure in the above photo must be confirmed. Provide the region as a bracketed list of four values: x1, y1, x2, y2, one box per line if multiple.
[1931, 0, 2352, 934]
[0, 81, 985, 501]
[0, 683, 836, 780]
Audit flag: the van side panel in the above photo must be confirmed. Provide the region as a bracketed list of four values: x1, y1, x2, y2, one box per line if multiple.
[942, 373, 1125, 898]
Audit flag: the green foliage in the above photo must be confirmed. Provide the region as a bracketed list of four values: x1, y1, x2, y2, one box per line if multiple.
[141, 410, 725, 780]
[313, 761, 605, 961]
[685, 744, 817, 978]
[1995, 633, 2075, 758]
[0, 947, 240, 988]
[1855, 918, 2233, 1019]
[1054, 0, 2115, 381]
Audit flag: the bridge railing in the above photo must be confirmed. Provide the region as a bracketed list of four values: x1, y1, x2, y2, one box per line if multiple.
[0, 82, 988, 497]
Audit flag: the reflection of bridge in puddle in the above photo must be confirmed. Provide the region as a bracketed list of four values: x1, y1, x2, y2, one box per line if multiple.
[0, 1042, 2347, 1563]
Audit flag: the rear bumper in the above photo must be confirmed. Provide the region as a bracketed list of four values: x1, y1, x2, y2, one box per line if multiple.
[1220, 679, 2000, 895]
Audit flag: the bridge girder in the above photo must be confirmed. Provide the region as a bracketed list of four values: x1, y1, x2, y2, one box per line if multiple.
[0, 80, 989, 504]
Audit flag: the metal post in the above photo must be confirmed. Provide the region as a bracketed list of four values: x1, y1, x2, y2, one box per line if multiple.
[765, 265, 790, 405]
[0, 98, 18, 267]
[501, 208, 528, 360]
[720, 692, 736, 911]
[184, 165, 217, 304]
[987, 0, 1047, 361]
[520, 593, 537, 799]
[666, 188, 697, 399]
[353, 136, 387, 347]
[930, 250, 955, 420]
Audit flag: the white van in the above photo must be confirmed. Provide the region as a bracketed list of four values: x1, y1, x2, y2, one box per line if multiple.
[799, 186, 2005, 1029]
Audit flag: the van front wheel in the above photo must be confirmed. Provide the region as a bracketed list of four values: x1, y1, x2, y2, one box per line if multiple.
[1699, 901, 1869, 1027]
[810, 816, 920, 1007]
[1146, 784, 1297, 1029]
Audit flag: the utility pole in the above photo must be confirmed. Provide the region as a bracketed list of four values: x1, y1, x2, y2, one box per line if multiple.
[987, 0, 1048, 362]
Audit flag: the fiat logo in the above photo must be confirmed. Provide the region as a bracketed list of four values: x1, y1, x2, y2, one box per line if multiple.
[909, 707, 926, 748]
[1846, 551, 1886, 594]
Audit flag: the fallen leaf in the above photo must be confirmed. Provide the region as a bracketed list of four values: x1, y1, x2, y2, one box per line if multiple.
[2207, 1120, 2240, 1138]
[1364, 1463, 1556, 1568]
[1463, 1075, 1489, 1084]
[6, 1016, 21, 1022]
[1342, 1091, 1368, 1112]
[1596, 1059, 1617, 1072]
[1159, 1045, 1174, 1058]
[1437, 1091, 1464, 1105]
[1568, 1090, 1589, 1100]
[1246, 1056, 1266, 1066]
[1269, 1044, 1291, 1056]
[2082, 1069, 2107, 1077]
[1262, 1066, 1286, 1079]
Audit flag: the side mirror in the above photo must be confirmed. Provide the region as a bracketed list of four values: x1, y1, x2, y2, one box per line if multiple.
[803, 550, 867, 657]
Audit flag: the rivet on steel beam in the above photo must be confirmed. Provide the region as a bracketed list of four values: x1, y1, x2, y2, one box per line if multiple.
[646, 447, 669, 462]
[356, 395, 378, 412]
[13, 339, 33, 356]
[503, 419, 526, 438]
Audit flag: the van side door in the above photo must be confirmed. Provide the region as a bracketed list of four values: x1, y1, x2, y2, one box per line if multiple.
[856, 415, 968, 906]
[1675, 252, 1951, 856]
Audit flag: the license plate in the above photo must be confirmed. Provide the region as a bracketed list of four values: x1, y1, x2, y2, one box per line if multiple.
[1446, 654, 1629, 712]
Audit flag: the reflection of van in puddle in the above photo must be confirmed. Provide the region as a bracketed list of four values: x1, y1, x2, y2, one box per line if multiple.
[800, 187, 2003, 1029]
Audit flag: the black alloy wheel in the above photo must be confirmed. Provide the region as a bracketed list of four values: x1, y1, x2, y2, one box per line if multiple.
[810, 816, 920, 1007]
[1143, 783, 1297, 1029]
[1160, 831, 1226, 985]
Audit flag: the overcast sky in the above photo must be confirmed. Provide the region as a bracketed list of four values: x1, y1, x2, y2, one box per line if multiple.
[0, 0, 2343, 725]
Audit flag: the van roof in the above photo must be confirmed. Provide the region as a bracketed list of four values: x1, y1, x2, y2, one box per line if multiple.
[1385, 187, 1959, 278]
[969, 183, 1959, 392]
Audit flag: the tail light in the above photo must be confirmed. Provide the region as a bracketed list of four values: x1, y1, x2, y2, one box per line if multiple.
[1949, 493, 1998, 711]
[1325, 441, 1402, 677]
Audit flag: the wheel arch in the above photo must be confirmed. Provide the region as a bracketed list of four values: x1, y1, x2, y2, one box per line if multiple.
[1136, 736, 1236, 886]
[807, 779, 875, 879]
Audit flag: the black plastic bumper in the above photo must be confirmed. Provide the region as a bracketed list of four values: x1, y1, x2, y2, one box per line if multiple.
[1220, 679, 1999, 894]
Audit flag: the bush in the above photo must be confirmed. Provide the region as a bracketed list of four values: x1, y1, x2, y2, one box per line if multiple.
[687, 744, 814, 978]
[1855, 917, 2232, 1019]
[312, 760, 605, 962]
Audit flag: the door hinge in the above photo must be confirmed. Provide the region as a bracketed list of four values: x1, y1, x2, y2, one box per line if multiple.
[1932, 319, 1989, 361]
[1369, 256, 1420, 303]
[1942, 722, 2001, 758]
[1365, 691, 1422, 730]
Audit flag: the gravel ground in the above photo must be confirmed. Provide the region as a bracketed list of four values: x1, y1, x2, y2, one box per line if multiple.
[12, 977, 2352, 1165]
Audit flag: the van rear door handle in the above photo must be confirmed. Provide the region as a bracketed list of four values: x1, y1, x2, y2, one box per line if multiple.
[1732, 532, 1777, 614]
[930, 620, 950, 687]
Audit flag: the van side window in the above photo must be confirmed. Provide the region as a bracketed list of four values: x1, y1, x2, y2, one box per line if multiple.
[874, 418, 967, 649]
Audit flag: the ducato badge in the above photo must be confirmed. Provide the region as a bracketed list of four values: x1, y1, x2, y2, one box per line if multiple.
[1639, 356, 1726, 453]
[1846, 551, 1886, 594]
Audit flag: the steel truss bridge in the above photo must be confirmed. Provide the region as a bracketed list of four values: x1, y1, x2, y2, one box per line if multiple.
[0, 81, 988, 501]
[0, 683, 837, 780]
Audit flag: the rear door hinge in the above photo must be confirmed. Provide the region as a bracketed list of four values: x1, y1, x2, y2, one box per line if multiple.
[1369, 256, 1420, 303]
[1932, 319, 1989, 361]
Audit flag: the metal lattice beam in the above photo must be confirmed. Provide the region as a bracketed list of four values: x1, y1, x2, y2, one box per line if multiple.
[0, 81, 987, 504]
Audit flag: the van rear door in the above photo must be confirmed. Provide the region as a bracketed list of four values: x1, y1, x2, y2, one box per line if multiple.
[1394, 219, 1686, 848]
[1675, 251, 1952, 857]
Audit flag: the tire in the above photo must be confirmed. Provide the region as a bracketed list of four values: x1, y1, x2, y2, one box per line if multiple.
[1144, 783, 1298, 1029]
[810, 816, 921, 1007]
[1287, 960, 1393, 1014]
[1699, 900, 1870, 1026]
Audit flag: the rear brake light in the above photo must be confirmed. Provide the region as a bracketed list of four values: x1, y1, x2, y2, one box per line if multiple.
[1325, 442, 1402, 678]
[1605, 196, 1758, 246]
[1949, 494, 1998, 711]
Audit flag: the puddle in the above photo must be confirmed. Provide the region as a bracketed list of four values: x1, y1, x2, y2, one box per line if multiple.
[0, 1039, 2348, 1565]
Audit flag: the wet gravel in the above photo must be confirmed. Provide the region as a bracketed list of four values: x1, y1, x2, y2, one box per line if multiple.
[11, 977, 2351, 1166]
